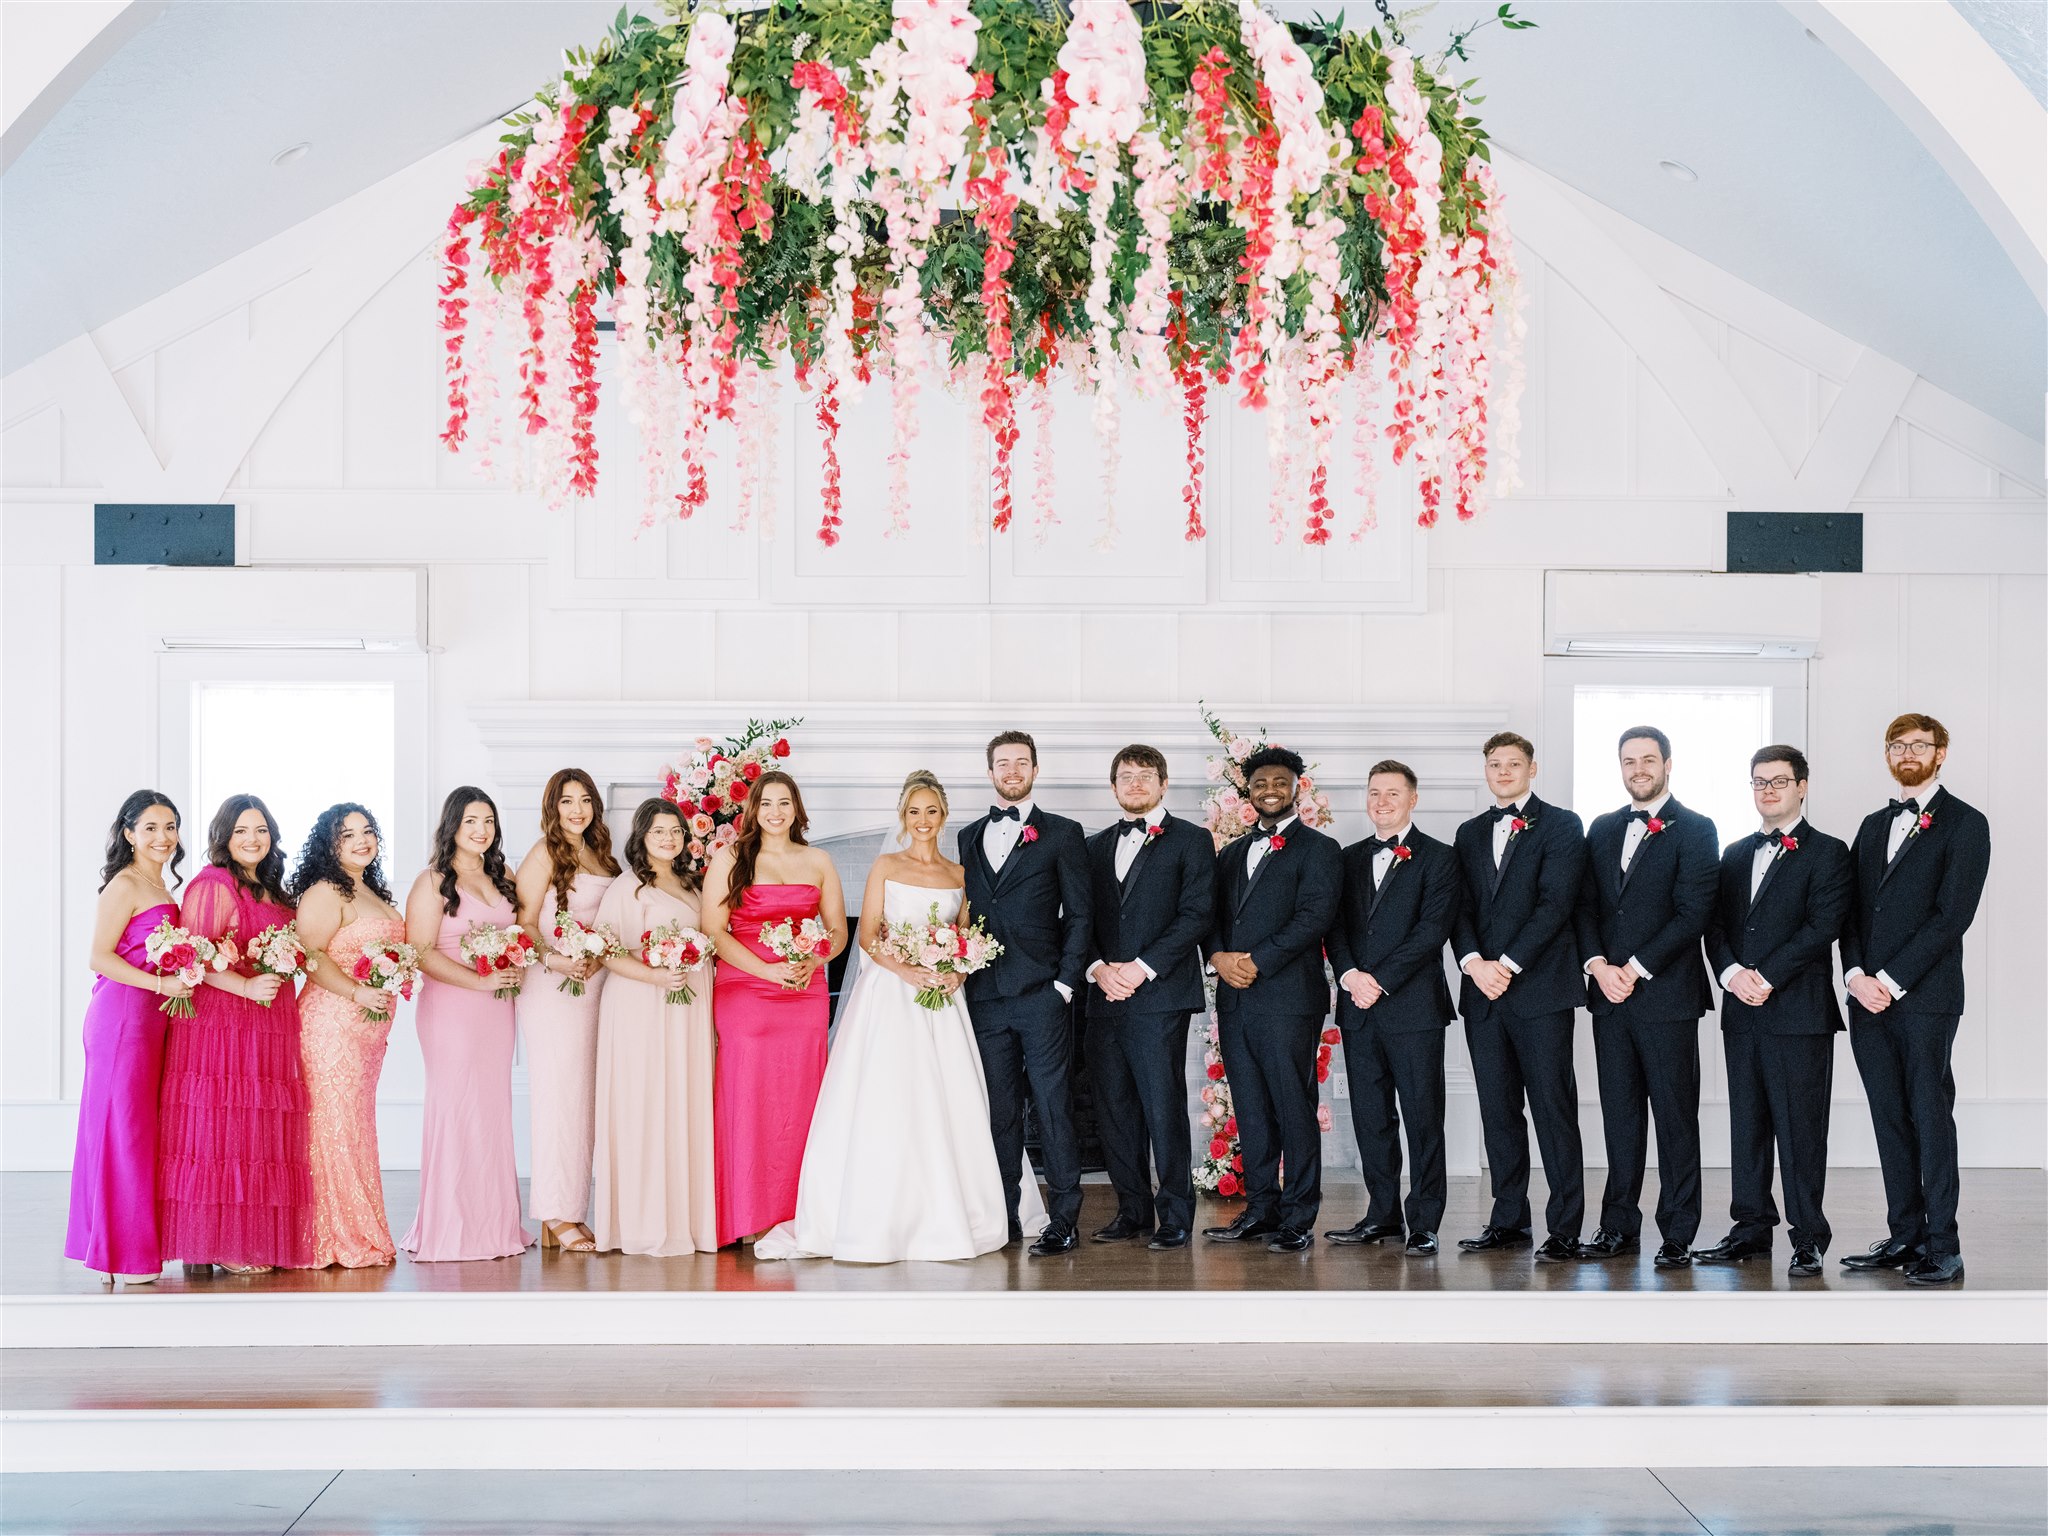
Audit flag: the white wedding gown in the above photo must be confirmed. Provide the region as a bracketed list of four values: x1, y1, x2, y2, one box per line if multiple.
[755, 881, 1049, 1263]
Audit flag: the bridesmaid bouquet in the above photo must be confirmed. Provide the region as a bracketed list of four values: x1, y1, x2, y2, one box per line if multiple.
[351, 940, 421, 1023]
[759, 915, 832, 990]
[638, 921, 709, 1005]
[246, 922, 309, 1007]
[143, 918, 232, 1018]
[879, 904, 1005, 1010]
[460, 923, 539, 1000]
[546, 912, 616, 997]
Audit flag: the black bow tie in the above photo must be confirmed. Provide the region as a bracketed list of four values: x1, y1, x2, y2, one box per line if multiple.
[1627, 807, 1656, 823]
[1256, 822, 1285, 838]
[1487, 804, 1525, 823]
[1367, 836, 1405, 854]
[1888, 798, 1921, 817]
[1119, 818, 1153, 839]
[989, 804, 1021, 822]
[1762, 829, 1794, 848]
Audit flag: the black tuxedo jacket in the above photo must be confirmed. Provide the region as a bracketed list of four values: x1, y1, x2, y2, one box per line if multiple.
[1326, 828, 1460, 1034]
[1083, 813, 1215, 1019]
[1451, 795, 1587, 1021]
[1704, 817, 1853, 1035]
[1840, 787, 1991, 1017]
[1573, 796, 1719, 1024]
[1207, 822, 1343, 1019]
[959, 805, 1092, 1002]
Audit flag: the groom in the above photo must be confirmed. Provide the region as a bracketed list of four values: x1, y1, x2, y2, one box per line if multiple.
[960, 730, 1092, 1256]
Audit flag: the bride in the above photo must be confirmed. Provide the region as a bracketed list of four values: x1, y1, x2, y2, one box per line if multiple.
[754, 771, 1048, 1263]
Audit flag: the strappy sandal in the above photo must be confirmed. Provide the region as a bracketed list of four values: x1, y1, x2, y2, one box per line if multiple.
[220, 1263, 273, 1276]
[540, 1220, 597, 1253]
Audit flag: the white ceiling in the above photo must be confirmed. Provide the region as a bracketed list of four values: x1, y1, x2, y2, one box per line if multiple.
[3, 0, 2042, 440]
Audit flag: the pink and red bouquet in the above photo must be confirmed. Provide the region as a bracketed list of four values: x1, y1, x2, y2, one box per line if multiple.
[661, 716, 800, 877]
[639, 920, 709, 1006]
[879, 902, 1005, 1010]
[143, 919, 231, 1018]
[247, 921, 310, 1008]
[350, 940, 421, 1024]
[460, 923, 539, 1001]
[546, 911, 617, 997]
[759, 914, 831, 987]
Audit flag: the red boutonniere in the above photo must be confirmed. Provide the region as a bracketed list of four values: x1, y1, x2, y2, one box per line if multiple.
[1020, 825, 1039, 844]
[1267, 834, 1287, 851]
[1778, 834, 1799, 854]
[1145, 824, 1163, 843]
[1915, 811, 1934, 833]
[1392, 844, 1413, 861]
[1507, 816, 1529, 839]
[1644, 817, 1667, 837]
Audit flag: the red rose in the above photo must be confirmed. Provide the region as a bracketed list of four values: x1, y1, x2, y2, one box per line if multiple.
[772, 738, 791, 758]
[352, 956, 372, 981]
[1223, 1116, 1237, 1136]
[1206, 1061, 1226, 1081]
[1509, 817, 1527, 834]
[1217, 1173, 1241, 1197]
[1917, 812, 1933, 831]
[1209, 1136, 1231, 1159]
[743, 761, 762, 782]
[1230, 1154, 1243, 1172]
[1268, 834, 1287, 851]
[1021, 826, 1038, 843]
[700, 789, 722, 810]
[1321, 1026, 1341, 1045]
[676, 799, 698, 817]
[1780, 835, 1798, 852]
[399, 981, 415, 1000]
[1645, 818, 1666, 836]
[1316, 1063, 1330, 1083]
[1393, 844, 1413, 861]
[473, 957, 492, 977]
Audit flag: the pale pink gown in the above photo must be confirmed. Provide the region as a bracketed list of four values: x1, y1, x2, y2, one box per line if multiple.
[520, 869, 614, 1227]
[300, 910, 400, 1268]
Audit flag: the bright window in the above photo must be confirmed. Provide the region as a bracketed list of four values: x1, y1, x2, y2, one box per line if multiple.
[1572, 684, 1773, 853]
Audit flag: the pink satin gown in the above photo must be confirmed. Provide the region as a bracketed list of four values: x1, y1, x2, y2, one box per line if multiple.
[300, 910, 401, 1268]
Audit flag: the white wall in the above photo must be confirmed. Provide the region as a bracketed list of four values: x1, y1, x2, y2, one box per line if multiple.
[3, 139, 2042, 1171]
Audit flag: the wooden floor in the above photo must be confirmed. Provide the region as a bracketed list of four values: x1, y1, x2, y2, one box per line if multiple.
[10, 1167, 2044, 1296]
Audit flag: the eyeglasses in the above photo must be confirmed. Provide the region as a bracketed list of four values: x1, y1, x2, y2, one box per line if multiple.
[1885, 741, 1938, 758]
[1749, 776, 1798, 792]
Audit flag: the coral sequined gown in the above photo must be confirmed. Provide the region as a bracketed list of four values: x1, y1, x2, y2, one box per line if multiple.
[299, 912, 400, 1268]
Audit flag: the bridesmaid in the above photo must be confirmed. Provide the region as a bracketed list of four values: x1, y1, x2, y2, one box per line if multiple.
[591, 800, 718, 1255]
[401, 787, 532, 1263]
[67, 791, 192, 1284]
[291, 804, 404, 1268]
[159, 795, 316, 1276]
[702, 770, 847, 1248]
[514, 768, 620, 1254]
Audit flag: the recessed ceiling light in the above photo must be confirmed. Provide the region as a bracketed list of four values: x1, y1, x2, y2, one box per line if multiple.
[272, 142, 310, 168]
[1658, 158, 1698, 184]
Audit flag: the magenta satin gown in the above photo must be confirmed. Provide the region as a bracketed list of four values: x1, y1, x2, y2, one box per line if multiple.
[66, 902, 178, 1276]
[714, 883, 830, 1246]
[400, 888, 532, 1262]
[158, 868, 316, 1268]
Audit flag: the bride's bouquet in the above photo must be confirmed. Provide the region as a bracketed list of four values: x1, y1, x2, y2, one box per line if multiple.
[879, 903, 1004, 1010]
[639, 920, 709, 1005]
[143, 918, 232, 1018]
[246, 922, 310, 1007]
[545, 910, 616, 997]
[459, 923, 539, 1000]
[351, 939, 421, 1023]
[758, 914, 831, 988]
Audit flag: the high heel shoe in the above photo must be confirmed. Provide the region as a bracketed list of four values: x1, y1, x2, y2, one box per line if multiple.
[540, 1220, 596, 1253]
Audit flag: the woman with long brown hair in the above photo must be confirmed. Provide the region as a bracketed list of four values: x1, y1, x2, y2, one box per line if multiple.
[513, 768, 621, 1254]
[699, 770, 846, 1247]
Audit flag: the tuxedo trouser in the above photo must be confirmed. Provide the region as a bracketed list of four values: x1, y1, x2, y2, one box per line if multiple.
[1464, 1007, 1585, 1240]
[971, 989, 1085, 1228]
[1723, 1029, 1834, 1251]
[1593, 1012, 1703, 1246]
[1338, 1017, 1447, 1235]
[1089, 1007, 1195, 1232]
[1848, 1005, 1962, 1257]
[1216, 1008, 1323, 1228]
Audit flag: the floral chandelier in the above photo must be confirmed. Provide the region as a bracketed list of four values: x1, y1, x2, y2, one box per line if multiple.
[439, 0, 1528, 547]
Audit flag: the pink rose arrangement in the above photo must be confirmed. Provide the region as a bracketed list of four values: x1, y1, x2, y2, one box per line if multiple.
[879, 901, 1005, 1010]
[661, 716, 800, 877]
[247, 922, 310, 1008]
[547, 911, 617, 997]
[350, 940, 421, 1024]
[460, 923, 539, 1000]
[639, 920, 709, 1006]
[143, 919, 232, 1018]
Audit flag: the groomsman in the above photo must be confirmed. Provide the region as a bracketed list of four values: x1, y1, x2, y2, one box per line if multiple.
[1573, 726, 1719, 1268]
[1203, 746, 1344, 1253]
[1324, 761, 1461, 1256]
[1839, 714, 1991, 1287]
[1083, 745, 1215, 1250]
[960, 730, 1092, 1256]
[1699, 746, 1854, 1278]
[1452, 731, 1590, 1263]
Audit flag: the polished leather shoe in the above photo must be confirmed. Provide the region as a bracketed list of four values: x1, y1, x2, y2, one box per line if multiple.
[1693, 1234, 1772, 1264]
[1147, 1226, 1190, 1250]
[1404, 1231, 1439, 1257]
[1575, 1228, 1639, 1260]
[1841, 1237, 1920, 1271]
[1457, 1225, 1532, 1253]
[1092, 1215, 1148, 1243]
[1266, 1226, 1313, 1253]
[1534, 1235, 1580, 1264]
[1028, 1223, 1078, 1257]
[1203, 1213, 1283, 1243]
[1903, 1253, 1965, 1286]
[1324, 1219, 1405, 1245]
[1788, 1244, 1823, 1278]
[1653, 1240, 1693, 1269]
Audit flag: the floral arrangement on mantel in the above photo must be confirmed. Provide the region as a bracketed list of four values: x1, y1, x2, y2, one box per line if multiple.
[438, 0, 1529, 547]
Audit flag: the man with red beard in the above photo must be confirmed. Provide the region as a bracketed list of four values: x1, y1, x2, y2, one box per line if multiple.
[1839, 714, 1992, 1287]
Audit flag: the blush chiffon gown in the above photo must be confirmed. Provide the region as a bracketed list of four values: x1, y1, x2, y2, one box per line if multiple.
[520, 869, 615, 1232]
[299, 907, 400, 1267]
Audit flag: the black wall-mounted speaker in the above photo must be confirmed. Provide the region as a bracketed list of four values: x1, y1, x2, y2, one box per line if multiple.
[94, 505, 236, 566]
[1726, 511, 1862, 574]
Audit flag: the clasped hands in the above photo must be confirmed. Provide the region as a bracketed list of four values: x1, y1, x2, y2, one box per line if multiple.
[1342, 971, 1385, 1009]
[776, 957, 821, 991]
[1846, 973, 1894, 1014]
[1462, 956, 1513, 1001]
[1211, 952, 1259, 990]
[1094, 961, 1149, 1002]
[1726, 968, 1773, 1007]
[1588, 958, 1638, 1006]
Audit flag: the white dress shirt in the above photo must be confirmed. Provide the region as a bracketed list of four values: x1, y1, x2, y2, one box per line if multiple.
[1242, 814, 1299, 880]
[1341, 824, 1411, 987]
[1588, 792, 1670, 983]
[982, 797, 1035, 872]
[1459, 800, 1531, 976]
[1717, 822, 1797, 990]
[1845, 780, 1945, 1000]
[1086, 814, 1164, 987]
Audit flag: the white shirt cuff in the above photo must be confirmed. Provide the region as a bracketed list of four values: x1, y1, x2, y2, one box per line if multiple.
[1458, 952, 1481, 971]
[1719, 963, 1743, 988]
[1843, 966, 1865, 983]
[1499, 954, 1521, 975]
[1052, 980, 1073, 1004]
[1085, 961, 1103, 983]
[1339, 968, 1362, 987]
[1876, 969, 1906, 1000]
[1627, 956, 1652, 981]
[1134, 958, 1156, 981]
[1583, 956, 1606, 976]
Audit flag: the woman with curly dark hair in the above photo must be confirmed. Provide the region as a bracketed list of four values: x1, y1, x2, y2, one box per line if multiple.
[291, 803, 404, 1268]
[400, 788, 532, 1262]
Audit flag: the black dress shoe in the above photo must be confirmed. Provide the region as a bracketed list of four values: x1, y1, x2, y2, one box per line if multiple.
[1788, 1244, 1823, 1278]
[1266, 1226, 1313, 1253]
[1534, 1235, 1580, 1264]
[1457, 1225, 1532, 1253]
[1841, 1237, 1919, 1271]
[1203, 1214, 1283, 1242]
[1576, 1228, 1639, 1260]
[1404, 1231, 1439, 1257]
[1653, 1241, 1692, 1269]
[1092, 1215, 1148, 1243]
[1028, 1223, 1078, 1257]
[1903, 1253, 1965, 1286]
[1693, 1234, 1772, 1264]
[1324, 1219, 1404, 1245]
[1147, 1226, 1190, 1250]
